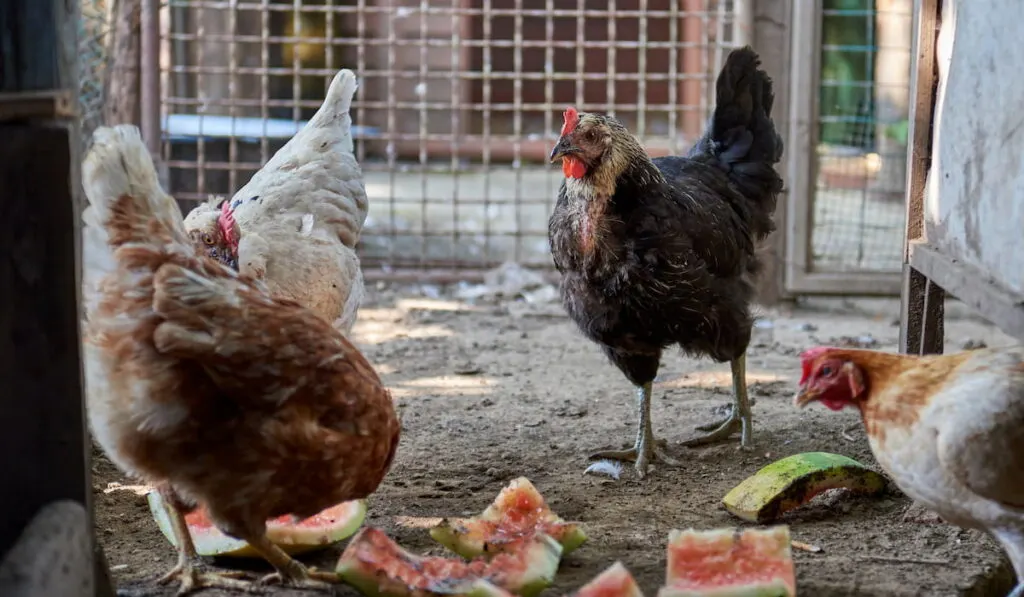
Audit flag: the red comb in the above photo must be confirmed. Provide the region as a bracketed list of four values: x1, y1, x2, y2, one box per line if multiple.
[561, 106, 579, 136]
[799, 346, 832, 384]
[218, 200, 238, 248]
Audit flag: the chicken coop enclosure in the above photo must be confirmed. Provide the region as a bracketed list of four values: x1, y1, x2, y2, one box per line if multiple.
[78, 0, 915, 297]
[785, 0, 914, 295]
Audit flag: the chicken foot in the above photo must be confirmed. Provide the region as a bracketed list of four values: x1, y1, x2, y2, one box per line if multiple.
[589, 382, 680, 478]
[156, 493, 252, 596]
[682, 354, 754, 449]
[249, 533, 340, 590]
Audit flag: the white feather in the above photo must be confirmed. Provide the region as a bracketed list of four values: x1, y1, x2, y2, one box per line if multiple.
[584, 459, 623, 480]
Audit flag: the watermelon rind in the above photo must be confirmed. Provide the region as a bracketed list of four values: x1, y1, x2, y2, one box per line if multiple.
[661, 526, 795, 597]
[430, 476, 587, 559]
[571, 561, 645, 597]
[340, 564, 512, 597]
[336, 526, 563, 597]
[147, 490, 367, 558]
[656, 581, 791, 597]
[721, 451, 886, 523]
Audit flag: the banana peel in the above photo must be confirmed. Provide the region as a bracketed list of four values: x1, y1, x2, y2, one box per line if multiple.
[723, 452, 887, 523]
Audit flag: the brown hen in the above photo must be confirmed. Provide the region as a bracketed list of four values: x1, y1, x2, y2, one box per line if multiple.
[81, 124, 400, 594]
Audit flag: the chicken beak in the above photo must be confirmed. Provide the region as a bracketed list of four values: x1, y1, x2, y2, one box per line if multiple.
[549, 138, 575, 163]
[792, 385, 820, 408]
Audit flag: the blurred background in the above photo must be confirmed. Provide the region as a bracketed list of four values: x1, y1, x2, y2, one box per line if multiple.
[79, 0, 913, 301]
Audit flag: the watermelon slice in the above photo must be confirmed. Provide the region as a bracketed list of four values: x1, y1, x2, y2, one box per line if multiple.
[147, 490, 366, 558]
[430, 477, 587, 558]
[657, 526, 796, 597]
[571, 562, 645, 597]
[336, 526, 563, 597]
[722, 452, 886, 523]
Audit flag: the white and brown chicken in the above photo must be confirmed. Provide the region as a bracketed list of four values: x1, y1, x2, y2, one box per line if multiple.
[184, 68, 368, 335]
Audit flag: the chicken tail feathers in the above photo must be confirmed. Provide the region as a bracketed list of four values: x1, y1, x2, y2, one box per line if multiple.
[299, 68, 359, 154]
[690, 46, 784, 240]
[81, 125, 193, 308]
[323, 69, 358, 116]
[82, 125, 191, 251]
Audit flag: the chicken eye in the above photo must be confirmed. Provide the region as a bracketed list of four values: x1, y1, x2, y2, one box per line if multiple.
[821, 365, 834, 377]
[202, 233, 215, 246]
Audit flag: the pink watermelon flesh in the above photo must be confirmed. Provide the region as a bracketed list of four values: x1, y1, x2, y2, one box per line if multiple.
[431, 477, 587, 558]
[661, 527, 795, 597]
[572, 562, 645, 597]
[336, 526, 562, 597]
[147, 490, 366, 558]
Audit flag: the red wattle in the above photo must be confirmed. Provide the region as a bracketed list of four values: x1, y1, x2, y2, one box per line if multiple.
[821, 398, 848, 411]
[562, 157, 586, 179]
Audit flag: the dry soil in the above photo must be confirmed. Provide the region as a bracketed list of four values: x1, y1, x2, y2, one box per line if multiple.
[98, 284, 1018, 597]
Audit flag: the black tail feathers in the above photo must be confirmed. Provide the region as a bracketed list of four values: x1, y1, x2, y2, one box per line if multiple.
[690, 46, 784, 239]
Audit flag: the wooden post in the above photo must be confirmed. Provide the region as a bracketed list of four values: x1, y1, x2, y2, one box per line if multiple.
[752, 0, 793, 306]
[0, 0, 114, 595]
[899, 0, 944, 355]
[103, 0, 142, 127]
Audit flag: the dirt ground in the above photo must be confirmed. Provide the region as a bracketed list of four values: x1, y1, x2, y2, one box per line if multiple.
[98, 281, 1019, 597]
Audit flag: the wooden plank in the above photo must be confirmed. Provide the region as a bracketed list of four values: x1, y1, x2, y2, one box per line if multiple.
[899, 0, 942, 354]
[103, 0, 142, 127]
[140, 0, 161, 154]
[900, 265, 945, 355]
[0, 1, 113, 594]
[909, 242, 1024, 343]
[783, 269, 903, 296]
[782, 0, 820, 293]
[0, 2, 58, 91]
[752, 0, 793, 305]
[0, 91, 76, 120]
[0, 124, 92, 577]
[919, 0, 1024, 297]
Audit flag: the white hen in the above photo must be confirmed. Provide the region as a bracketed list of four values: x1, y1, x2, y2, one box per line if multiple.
[184, 68, 368, 335]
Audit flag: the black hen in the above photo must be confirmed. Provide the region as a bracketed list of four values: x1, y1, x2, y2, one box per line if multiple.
[547, 46, 784, 477]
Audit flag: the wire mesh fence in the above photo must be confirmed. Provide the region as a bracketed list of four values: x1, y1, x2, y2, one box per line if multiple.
[810, 0, 912, 274]
[159, 0, 743, 276]
[79, 0, 113, 151]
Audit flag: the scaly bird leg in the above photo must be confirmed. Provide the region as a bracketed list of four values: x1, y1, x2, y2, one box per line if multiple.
[589, 382, 680, 478]
[682, 353, 754, 450]
[155, 490, 252, 596]
[249, 533, 340, 590]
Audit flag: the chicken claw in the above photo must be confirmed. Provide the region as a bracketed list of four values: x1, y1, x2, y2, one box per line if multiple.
[248, 534, 340, 591]
[589, 382, 680, 478]
[683, 354, 754, 450]
[157, 559, 252, 596]
[156, 489, 252, 595]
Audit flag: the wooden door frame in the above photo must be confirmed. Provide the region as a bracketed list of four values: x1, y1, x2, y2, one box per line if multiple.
[783, 0, 903, 296]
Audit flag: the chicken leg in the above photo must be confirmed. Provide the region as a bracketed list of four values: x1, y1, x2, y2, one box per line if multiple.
[248, 533, 340, 589]
[156, 492, 252, 596]
[589, 382, 680, 477]
[682, 354, 754, 449]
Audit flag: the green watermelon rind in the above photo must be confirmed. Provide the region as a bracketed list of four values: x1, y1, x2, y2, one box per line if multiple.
[721, 451, 886, 523]
[572, 561, 645, 597]
[339, 565, 512, 597]
[146, 490, 367, 558]
[429, 477, 588, 559]
[660, 526, 796, 597]
[336, 526, 563, 597]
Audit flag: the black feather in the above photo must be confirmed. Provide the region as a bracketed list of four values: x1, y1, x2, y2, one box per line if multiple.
[547, 46, 784, 386]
